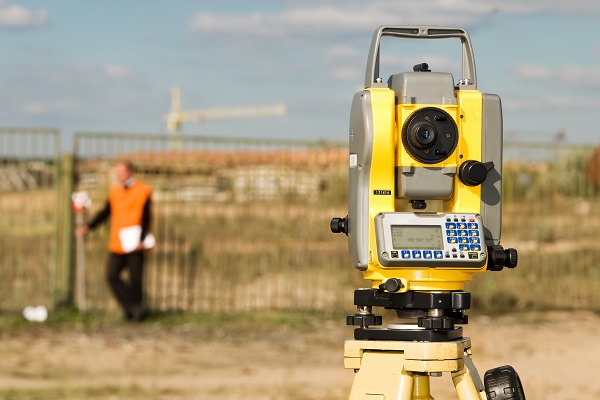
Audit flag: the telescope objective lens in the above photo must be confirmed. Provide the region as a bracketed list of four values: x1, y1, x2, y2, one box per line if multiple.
[401, 107, 458, 164]
[411, 122, 436, 148]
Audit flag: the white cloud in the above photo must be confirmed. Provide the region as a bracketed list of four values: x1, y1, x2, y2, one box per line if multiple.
[189, 6, 372, 36]
[512, 65, 553, 80]
[326, 45, 359, 59]
[7, 63, 144, 119]
[29, 63, 141, 87]
[189, 1, 600, 37]
[329, 67, 362, 81]
[513, 64, 600, 89]
[22, 99, 80, 115]
[504, 94, 600, 111]
[22, 101, 48, 115]
[188, 1, 600, 87]
[104, 64, 133, 80]
[326, 45, 362, 80]
[499, 0, 600, 15]
[0, 1, 47, 28]
[188, 2, 491, 37]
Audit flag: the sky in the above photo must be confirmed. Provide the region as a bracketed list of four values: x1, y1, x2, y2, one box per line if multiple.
[0, 0, 599, 147]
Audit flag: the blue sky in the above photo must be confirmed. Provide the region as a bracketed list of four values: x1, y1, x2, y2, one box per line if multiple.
[0, 0, 599, 145]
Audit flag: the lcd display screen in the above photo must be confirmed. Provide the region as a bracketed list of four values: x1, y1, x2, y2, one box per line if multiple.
[391, 225, 443, 250]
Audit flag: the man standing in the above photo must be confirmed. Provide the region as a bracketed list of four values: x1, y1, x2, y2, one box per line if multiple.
[79, 160, 152, 321]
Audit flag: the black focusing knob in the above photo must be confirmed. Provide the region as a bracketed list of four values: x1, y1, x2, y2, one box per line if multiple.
[330, 217, 348, 235]
[459, 160, 494, 186]
[506, 248, 518, 269]
[487, 245, 518, 271]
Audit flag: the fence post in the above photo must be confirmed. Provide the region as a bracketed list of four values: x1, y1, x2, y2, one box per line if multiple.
[55, 154, 75, 308]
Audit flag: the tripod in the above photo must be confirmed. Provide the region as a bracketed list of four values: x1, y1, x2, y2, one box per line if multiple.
[345, 289, 525, 400]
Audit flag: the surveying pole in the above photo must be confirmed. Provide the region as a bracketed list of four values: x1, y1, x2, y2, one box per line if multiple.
[72, 191, 91, 313]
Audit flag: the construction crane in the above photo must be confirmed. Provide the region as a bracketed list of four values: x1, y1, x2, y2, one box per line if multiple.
[164, 87, 287, 135]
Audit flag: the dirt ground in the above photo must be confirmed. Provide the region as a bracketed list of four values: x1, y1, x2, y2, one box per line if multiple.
[0, 311, 598, 400]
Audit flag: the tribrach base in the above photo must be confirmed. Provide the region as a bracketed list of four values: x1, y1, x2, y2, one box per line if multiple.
[354, 326, 463, 341]
[345, 337, 486, 400]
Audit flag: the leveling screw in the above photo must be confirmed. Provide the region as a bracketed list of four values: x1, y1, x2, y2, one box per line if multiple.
[346, 305, 382, 328]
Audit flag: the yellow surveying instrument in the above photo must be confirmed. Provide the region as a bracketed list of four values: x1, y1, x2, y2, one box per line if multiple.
[331, 26, 525, 399]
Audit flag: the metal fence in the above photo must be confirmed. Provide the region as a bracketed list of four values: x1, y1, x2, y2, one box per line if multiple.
[73, 132, 350, 313]
[0, 128, 66, 311]
[2, 129, 600, 314]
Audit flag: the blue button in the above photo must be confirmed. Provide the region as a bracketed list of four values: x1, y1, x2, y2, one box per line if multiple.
[468, 223, 478, 230]
[459, 237, 469, 244]
[445, 223, 456, 230]
[470, 230, 479, 237]
[447, 237, 458, 244]
[434, 251, 444, 259]
[458, 230, 468, 237]
[459, 244, 470, 251]
[412, 250, 422, 259]
[401, 250, 411, 259]
[458, 223, 468, 230]
[446, 230, 457, 237]
[470, 245, 481, 252]
[469, 237, 480, 244]
[423, 251, 433, 259]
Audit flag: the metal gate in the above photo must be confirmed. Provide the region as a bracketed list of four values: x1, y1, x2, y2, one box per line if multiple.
[0, 128, 64, 311]
[4, 128, 600, 315]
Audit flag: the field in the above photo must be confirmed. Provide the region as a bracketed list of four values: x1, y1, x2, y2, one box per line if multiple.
[3, 134, 600, 399]
[0, 310, 598, 400]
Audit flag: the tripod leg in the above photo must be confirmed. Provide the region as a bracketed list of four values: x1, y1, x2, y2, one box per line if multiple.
[452, 355, 486, 400]
[412, 374, 433, 400]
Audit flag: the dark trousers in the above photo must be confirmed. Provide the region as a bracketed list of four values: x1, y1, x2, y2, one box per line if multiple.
[107, 251, 144, 319]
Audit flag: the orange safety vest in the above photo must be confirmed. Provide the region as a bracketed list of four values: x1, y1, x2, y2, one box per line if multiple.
[107, 180, 152, 254]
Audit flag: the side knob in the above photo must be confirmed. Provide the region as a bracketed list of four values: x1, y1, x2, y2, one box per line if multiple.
[487, 245, 518, 271]
[459, 160, 494, 186]
[330, 216, 348, 235]
[506, 248, 518, 268]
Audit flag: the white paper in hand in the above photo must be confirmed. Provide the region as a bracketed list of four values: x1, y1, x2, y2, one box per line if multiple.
[119, 226, 155, 252]
[143, 232, 155, 249]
